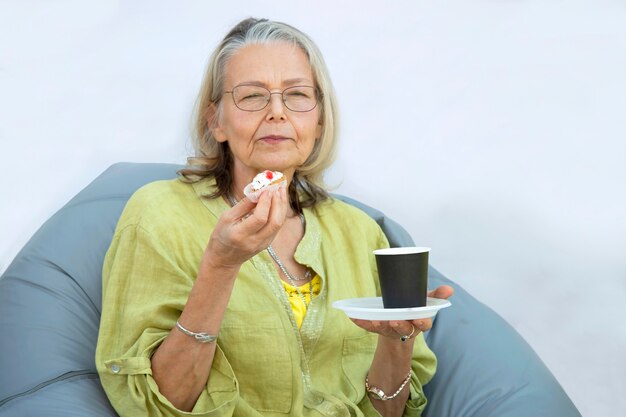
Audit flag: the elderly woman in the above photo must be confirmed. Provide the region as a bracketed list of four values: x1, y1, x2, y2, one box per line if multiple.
[96, 17, 453, 417]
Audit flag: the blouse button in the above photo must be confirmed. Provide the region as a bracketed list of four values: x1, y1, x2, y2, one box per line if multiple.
[110, 364, 121, 374]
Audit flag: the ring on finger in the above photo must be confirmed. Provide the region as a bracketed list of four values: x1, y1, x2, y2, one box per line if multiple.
[400, 324, 416, 342]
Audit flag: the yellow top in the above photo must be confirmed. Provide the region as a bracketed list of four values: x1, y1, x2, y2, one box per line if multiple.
[96, 177, 436, 417]
[281, 275, 322, 328]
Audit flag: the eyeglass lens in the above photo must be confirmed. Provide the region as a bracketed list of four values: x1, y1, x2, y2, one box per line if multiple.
[231, 85, 317, 112]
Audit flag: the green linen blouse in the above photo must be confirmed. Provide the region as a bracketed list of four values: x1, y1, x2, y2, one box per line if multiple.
[95, 177, 436, 417]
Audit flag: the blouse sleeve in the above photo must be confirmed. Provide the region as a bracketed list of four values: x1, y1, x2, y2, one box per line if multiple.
[95, 224, 239, 417]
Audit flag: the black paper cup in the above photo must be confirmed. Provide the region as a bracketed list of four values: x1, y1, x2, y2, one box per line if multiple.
[374, 247, 430, 308]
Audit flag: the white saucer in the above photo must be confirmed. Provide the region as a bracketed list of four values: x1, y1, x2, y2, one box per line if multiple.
[332, 297, 451, 320]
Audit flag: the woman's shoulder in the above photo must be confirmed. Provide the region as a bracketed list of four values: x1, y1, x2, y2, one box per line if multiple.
[125, 177, 191, 207]
[314, 197, 383, 232]
[116, 178, 205, 231]
[311, 197, 389, 251]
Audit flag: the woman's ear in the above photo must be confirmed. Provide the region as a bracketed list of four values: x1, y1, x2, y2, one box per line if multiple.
[315, 122, 322, 140]
[207, 103, 227, 142]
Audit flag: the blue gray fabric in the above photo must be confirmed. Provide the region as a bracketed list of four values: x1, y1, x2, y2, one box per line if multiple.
[0, 162, 581, 417]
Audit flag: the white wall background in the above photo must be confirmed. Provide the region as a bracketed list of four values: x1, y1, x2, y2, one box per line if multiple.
[1, 1, 624, 415]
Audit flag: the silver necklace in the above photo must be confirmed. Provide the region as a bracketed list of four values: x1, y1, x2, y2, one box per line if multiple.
[266, 245, 313, 308]
[226, 193, 314, 308]
[266, 243, 311, 282]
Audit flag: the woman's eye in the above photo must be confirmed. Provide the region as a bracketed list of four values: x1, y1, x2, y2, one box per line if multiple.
[241, 93, 266, 100]
[287, 90, 309, 98]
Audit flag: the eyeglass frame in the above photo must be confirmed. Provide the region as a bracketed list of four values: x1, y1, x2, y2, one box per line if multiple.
[222, 84, 322, 113]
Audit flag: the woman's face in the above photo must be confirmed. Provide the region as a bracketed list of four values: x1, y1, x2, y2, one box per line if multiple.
[212, 42, 322, 184]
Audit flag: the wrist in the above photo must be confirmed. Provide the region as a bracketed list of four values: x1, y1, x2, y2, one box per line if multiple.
[367, 336, 414, 396]
[365, 370, 412, 401]
[377, 333, 416, 354]
[199, 253, 242, 280]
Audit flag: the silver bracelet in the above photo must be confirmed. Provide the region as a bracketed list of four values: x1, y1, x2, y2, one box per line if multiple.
[175, 321, 218, 343]
[365, 370, 412, 401]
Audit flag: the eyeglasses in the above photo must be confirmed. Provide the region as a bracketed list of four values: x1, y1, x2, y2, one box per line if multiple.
[223, 85, 320, 112]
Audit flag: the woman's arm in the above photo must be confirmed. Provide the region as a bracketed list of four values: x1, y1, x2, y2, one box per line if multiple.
[367, 333, 416, 415]
[151, 186, 288, 411]
[150, 261, 239, 411]
[353, 285, 454, 416]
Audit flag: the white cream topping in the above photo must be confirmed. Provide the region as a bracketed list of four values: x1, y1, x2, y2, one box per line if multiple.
[250, 170, 284, 191]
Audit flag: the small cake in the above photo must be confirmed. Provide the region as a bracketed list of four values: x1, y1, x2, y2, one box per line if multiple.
[243, 170, 286, 202]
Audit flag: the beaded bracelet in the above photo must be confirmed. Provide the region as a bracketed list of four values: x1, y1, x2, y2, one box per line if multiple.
[365, 370, 412, 401]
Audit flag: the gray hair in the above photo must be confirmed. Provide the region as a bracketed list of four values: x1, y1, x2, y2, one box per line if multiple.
[180, 18, 339, 208]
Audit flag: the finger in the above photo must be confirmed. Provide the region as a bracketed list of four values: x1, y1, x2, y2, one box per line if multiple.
[225, 196, 257, 221]
[238, 190, 274, 233]
[390, 320, 416, 336]
[360, 319, 386, 334]
[258, 183, 288, 236]
[412, 318, 433, 333]
[372, 320, 396, 335]
[427, 285, 454, 300]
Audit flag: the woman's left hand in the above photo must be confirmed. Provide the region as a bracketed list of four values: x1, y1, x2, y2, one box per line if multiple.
[350, 285, 454, 341]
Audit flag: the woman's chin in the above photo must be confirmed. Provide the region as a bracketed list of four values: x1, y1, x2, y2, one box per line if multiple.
[251, 159, 298, 173]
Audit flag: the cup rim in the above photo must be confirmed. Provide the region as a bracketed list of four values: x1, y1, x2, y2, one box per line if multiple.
[373, 246, 431, 255]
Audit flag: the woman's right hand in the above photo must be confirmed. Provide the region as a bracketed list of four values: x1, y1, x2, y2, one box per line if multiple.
[201, 183, 289, 272]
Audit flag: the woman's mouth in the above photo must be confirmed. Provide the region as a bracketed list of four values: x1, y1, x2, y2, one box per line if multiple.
[259, 135, 289, 144]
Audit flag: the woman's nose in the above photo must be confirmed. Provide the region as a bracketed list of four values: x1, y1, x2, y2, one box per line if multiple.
[266, 92, 287, 120]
